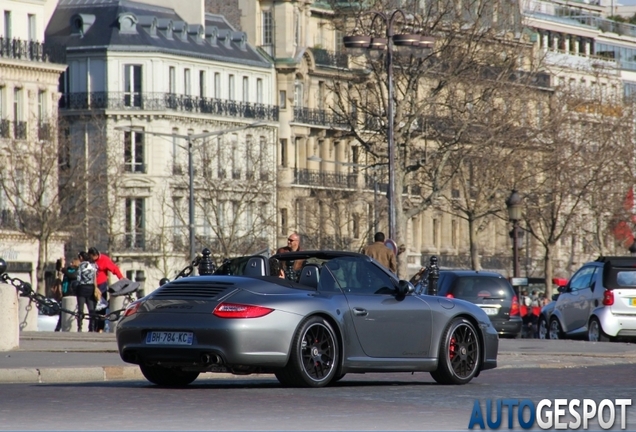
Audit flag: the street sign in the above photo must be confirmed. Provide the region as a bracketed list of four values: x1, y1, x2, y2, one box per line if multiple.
[384, 239, 398, 256]
[510, 277, 528, 286]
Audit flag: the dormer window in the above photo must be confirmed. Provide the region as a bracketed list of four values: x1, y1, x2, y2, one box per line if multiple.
[138, 16, 157, 37]
[118, 13, 138, 34]
[218, 30, 232, 49]
[231, 32, 247, 51]
[188, 24, 204, 44]
[157, 18, 173, 39]
[172, 21, 188, 42]
[205, 26, 218, 47]
[70, 14, 95, 37]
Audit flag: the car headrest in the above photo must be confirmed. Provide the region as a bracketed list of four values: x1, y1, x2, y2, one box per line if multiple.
[298, 264, 320, 289]
[244, 256, 267, 277]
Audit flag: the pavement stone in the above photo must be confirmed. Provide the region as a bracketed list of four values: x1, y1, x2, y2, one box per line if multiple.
[0, 331, 634, 384]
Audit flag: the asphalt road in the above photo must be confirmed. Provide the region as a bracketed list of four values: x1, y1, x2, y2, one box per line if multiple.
[1, 365, 635, 431]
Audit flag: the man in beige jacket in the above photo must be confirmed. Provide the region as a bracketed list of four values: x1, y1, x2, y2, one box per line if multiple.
[362, 232, 397, 273]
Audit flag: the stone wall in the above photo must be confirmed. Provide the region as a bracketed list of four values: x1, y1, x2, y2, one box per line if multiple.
[205, 0, 242, 30]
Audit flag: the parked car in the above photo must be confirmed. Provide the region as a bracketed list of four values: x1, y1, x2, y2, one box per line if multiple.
[435, 270, 522, 338]
[116, 251, 499, 387]
[537, 256, 636, 342]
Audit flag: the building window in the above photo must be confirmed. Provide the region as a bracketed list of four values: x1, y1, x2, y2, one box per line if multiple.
[256, 79, 263, 104]
[294, 80, 303, 108]
[199, 70, 206, 98]
[184, 68, 191, 96]
[242, 76, 249, 102]
[168, 66, 176, 94]
[318, 81, 325, 110]
[432, 218, 439, 248]
[37, 91, 45, 123]
[228, 75, 235, 100]
[294, 10, 300, 46]
[4, 11, 11, 39]
[214, 72, 221, 98]
[280, 208, 288, 236]
[123, 64, 142, 107]
[451, 219, 457, 248]
[28, 14, 36, 42]
[353, 213, 360, 239]
[259, 136, 268, 180]
[280, 138, 287, 166]
[262, 10, 272, 45]
[125, 198, 145, 249]
[279, 90, 286, 109]
[231, 134, 239, 179]
[124, 129, 145, 173]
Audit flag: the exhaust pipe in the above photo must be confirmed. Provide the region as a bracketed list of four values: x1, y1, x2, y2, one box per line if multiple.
[201, 353, 222, 366]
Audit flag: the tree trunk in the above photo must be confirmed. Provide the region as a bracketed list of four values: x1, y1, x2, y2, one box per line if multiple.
[36, 238, 48, 295]
[468, 217, 481, 271]
[543, 243, 554, 299]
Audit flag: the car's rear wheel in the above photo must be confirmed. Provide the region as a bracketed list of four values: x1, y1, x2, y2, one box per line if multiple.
[549, 317, 563, 340]
[139, 364, 199, 387]
[430, 317, 480, 385]
[275, 316, 339, 388]
[538, 316, 548, 340]
[588, 317, 611, 342]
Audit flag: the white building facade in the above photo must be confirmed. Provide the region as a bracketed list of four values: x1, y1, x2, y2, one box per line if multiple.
[47, 0, 278, 289]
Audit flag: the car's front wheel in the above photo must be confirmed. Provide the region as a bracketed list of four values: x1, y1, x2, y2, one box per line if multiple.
[139, 364, 199, 387]
[538, 316, 548, 340]
[430, 317, 480, 385]
[549, 317, 564, 340]
[275, 316, 339, 388]
[588, 317, 611, 342]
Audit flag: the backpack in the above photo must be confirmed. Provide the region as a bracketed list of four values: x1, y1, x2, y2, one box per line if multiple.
[62, 267, 79, 296]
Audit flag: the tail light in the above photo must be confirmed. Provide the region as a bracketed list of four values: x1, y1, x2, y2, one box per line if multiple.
[445, 294, 454, 299]
[510, 296, 520, 316]
[602, 289, 614, 306]
[213, 303, 274, 319]
[123, 300, 144, 317]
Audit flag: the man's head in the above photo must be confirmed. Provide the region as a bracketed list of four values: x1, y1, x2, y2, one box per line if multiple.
[374, 232, 385, 242]
[87, 247, 100, 261]
[287, 232, 301, 252]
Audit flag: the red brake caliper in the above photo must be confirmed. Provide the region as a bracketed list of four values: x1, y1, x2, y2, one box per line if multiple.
[449, 336, 457, 359]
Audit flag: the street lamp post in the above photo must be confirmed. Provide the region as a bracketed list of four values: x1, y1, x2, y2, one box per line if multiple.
[343, 10, 434, 241]
[115, 122, 264, 263]
[506, 190, 523, 279]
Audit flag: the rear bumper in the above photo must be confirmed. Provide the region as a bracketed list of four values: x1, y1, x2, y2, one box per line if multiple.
[595, 307, 636, 337]
[491, 317, 522, 336]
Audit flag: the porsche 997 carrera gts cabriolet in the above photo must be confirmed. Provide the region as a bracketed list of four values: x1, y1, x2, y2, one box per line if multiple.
[116, 251, 499, 387]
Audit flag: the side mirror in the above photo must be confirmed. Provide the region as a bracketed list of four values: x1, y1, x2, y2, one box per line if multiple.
[552, 293, 560, 301]
[397, 280, 415, 296]
[557, 286, 568, 293]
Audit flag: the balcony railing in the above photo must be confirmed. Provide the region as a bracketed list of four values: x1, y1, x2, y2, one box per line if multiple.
[14, 121, 27, 139]
[0, 37, 63, 63]
[0, 119, 9, 138]
[310, 48, 349, 69]
[294, 168, 357, 189]
[293, 107, 350, 128]
[60, 92, 279, 121]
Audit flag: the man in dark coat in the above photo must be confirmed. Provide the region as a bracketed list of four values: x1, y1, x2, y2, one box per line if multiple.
[362, 232, 397, 273]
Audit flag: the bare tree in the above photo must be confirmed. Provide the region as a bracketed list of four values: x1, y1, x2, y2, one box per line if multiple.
[329, 0, 543, 276]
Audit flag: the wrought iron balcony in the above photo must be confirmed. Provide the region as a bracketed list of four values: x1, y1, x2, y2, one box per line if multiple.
[0, 119, 9, 138]
[14, 121, 27, 139]
[0, 37, 64, 63]
[293, 107, 350, 128]
[310, 48, 348, 69]
[38, 122, 51, 140]
[294, 168, 357, 189]
[59, 92, 279, 121]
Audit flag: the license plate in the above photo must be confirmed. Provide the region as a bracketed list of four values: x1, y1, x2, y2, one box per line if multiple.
[145, 331, 193, 345]
[481, 307, 498, 316]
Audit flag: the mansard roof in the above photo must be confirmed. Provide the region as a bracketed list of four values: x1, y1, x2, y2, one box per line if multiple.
[46, 0, 272, 69]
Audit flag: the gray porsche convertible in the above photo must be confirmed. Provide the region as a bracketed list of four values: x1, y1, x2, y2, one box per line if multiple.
[116, 251, 499, 387]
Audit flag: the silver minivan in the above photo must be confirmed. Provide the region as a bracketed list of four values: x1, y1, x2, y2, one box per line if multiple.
[539, 257, 636, 341]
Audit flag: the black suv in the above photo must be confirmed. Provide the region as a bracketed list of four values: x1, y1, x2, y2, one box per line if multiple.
[436, 271, 522, 338]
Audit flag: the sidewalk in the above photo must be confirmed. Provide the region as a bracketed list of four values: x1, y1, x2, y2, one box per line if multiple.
[0, 332, 635, 384]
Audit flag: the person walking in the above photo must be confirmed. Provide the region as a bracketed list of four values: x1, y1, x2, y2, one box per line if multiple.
[363, 232, 397, 273]
[87, 247, 126, 332]
[75, 251, 97, 332]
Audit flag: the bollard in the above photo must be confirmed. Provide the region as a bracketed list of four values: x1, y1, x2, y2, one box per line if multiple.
[198, 248, 216, 275]
[0, 283, 19, 351]
[61, 296, 78, 332]
[109, 295, 125, 333]
[427, 256, 439, 297]
[18, 297, 38, 332]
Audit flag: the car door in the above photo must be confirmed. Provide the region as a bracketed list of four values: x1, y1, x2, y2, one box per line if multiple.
[561, 266, 596, 332]
[326, 257, 432, 358]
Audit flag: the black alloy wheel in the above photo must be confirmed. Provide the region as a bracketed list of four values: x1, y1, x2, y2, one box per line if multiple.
[139, 364, 200, 387]
[275, 316, 339, 388]
[549, 317, 564, 340]
[588, 317, 611, 342]
[431, 317, 480, 385]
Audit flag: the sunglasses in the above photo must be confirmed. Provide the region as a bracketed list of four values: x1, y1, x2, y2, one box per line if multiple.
[287, 238, 297, 242]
